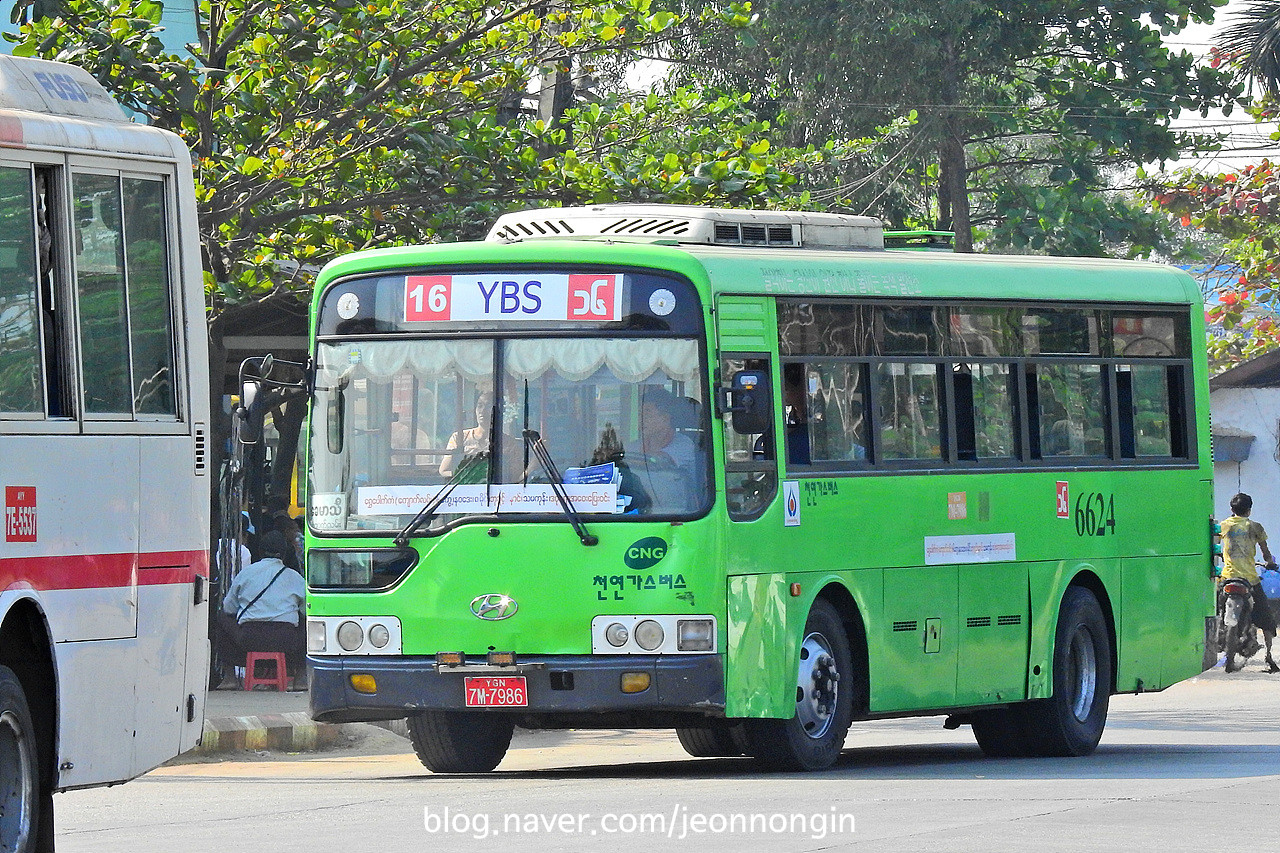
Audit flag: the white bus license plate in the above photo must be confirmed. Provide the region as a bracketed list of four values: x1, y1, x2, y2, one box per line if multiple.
[464, 676, 528, 707]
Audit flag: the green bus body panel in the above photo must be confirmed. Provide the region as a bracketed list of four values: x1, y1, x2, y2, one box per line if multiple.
[714, 295, 774, 352]
[307, 235, 1214, 725]
[725, 573, 793, 717]
[310, 518, 722, 656]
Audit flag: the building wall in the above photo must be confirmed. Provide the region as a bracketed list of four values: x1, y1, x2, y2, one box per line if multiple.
[1211, 387, 1280, 523]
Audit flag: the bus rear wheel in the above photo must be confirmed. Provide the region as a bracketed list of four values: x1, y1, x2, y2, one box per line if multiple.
[406, 710, 514, 773]
[0, 665, 38, 853]
[745, 599, 853, 771]
[1021, 586, 1112, 757]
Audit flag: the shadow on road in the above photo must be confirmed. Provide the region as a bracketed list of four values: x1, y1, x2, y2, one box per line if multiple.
[377, 739, 1280, 784]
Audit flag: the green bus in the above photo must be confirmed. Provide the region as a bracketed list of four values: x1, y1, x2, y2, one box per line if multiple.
[298, 204, 1214, 772]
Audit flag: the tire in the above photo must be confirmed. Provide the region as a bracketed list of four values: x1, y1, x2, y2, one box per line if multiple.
[0, 665, 39, 853]
[1021, 587, 1112, 757]
[406, 710, 514, 773]
[970, 707, 1032, 758]
[744, 599, 854, 771]
[1225, 621, 1244, 673]
[675, 723, 747, 758]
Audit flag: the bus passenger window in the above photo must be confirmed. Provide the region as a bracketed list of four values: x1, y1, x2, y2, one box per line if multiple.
[1118, 363, 1173, 458]
[123, 178, 177, 418]
[1035, 363, 1108, 457]
[790, 361, 869, 465]
[73, 173, 132, 414]
[954, 362, 1016, 462]
[0, 166, 43, 414]
[875, 362, 943, 461]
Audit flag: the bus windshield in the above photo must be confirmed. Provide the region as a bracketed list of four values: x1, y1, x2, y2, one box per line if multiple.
[310, 336, 711, 533]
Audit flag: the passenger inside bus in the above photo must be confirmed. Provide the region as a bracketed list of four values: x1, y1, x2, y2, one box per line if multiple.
[783, 364, 811, 465]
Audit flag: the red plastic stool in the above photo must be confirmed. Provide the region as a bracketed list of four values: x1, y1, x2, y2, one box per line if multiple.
[243, 652, 288, 691]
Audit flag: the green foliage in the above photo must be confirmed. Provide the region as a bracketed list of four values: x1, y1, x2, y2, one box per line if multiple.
[662, 0, 1244, 256]
[8, 0, 795, 314]
[1153, 158, 1280, 369]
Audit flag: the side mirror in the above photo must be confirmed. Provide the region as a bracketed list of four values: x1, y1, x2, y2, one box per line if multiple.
[721, 369, 773, 435]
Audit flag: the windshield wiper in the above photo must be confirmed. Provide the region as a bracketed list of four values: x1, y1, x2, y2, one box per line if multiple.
[393, 452, 488, 546]
[522, 429, 598, 547]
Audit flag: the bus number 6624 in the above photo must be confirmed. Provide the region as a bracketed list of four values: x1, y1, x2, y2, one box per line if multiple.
[1074, 491, 1116, 537]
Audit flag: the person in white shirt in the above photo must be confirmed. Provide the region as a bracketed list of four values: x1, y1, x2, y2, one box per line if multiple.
[219, 530, 306, 680]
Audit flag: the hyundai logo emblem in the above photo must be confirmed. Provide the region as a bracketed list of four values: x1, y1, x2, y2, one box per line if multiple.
[470, 593, 518, 621]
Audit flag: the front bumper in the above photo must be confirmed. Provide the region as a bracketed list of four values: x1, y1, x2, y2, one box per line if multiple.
[309, 654, 725, 723]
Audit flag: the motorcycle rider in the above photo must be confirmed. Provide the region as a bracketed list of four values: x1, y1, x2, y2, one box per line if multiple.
[1220, 492, 1279, 660]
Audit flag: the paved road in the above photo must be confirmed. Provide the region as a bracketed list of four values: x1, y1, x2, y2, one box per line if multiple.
[53, 665, 1280, 852]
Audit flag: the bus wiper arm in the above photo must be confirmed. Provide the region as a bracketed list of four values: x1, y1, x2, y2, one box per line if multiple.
[522, 429, 598, 547]
[393, 452, 488, 547]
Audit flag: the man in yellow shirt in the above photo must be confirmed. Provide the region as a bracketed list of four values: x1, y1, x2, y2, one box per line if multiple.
[1220, 493, 1278, 659]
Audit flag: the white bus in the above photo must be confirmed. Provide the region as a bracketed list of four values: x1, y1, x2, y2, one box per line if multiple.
[0, 57, 208, 850]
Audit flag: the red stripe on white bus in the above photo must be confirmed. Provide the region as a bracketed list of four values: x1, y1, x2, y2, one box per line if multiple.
[0, 550, 207, 592]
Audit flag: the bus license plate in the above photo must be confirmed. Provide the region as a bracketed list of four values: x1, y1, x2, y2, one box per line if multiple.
[464, 676, 528, 707]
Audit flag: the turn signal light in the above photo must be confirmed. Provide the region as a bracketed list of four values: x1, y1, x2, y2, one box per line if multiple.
[487, 651, 517, 667]
[620, 672, 651, 693]
[349, 674, 377, 694]
[436, 652, 465, 667]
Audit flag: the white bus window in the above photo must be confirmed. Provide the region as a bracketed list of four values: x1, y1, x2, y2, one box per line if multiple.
[875, 362, 943, 461]
[1036, 363, 1108, 457]
[73, 173, 132, 414]
[123, 178, 176, 417]
[0, 166, 42, 413]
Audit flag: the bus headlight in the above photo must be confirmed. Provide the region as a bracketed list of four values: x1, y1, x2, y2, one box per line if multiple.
[634, 620, 665, 651]
[676, 618, 715, 651]
[590, 615, 716, 654]
[605, 623, 630, 647]
[308, 616, 402, 656]
[336, 621, 364, 652]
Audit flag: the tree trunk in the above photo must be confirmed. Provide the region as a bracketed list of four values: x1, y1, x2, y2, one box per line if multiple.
[939, 36, 973, 253]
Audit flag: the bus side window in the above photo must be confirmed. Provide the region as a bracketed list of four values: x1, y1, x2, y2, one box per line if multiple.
[0, 166, 43, 414]
[722, 355, 777, 521]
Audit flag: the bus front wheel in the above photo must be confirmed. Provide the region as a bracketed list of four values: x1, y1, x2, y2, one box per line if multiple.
[1022, 586, 1112, 757]
[675, 722, 748, 757]
[0, 665, 39, 853]
[745, 599, 854, 771]
[406, 710, 514, 773]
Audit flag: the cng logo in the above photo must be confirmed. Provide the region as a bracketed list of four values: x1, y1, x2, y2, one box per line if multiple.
[624, 537, 668, 570]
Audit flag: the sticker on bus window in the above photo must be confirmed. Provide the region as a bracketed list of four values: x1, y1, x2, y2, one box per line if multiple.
[404, 273, 623, 323]
[5, 486, 36, 543]
[311, 493, 348, 531]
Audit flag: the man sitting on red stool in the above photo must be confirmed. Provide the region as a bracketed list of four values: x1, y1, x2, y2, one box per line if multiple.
[219, 530, 306, 687]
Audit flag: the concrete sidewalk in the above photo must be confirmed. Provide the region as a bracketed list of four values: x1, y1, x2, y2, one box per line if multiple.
[193, 686, 360, 756]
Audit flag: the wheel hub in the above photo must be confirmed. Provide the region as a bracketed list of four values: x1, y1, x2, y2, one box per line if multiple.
[0, 709, 34, 851]
[795, 631, 841, 739]
[1066, 629, 1098, 723]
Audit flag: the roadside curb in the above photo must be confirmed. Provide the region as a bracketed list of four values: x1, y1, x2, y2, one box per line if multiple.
[194, 711, 348, 755]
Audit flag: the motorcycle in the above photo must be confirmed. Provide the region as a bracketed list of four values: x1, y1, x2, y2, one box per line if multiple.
[1217, 563, 1280, 674]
